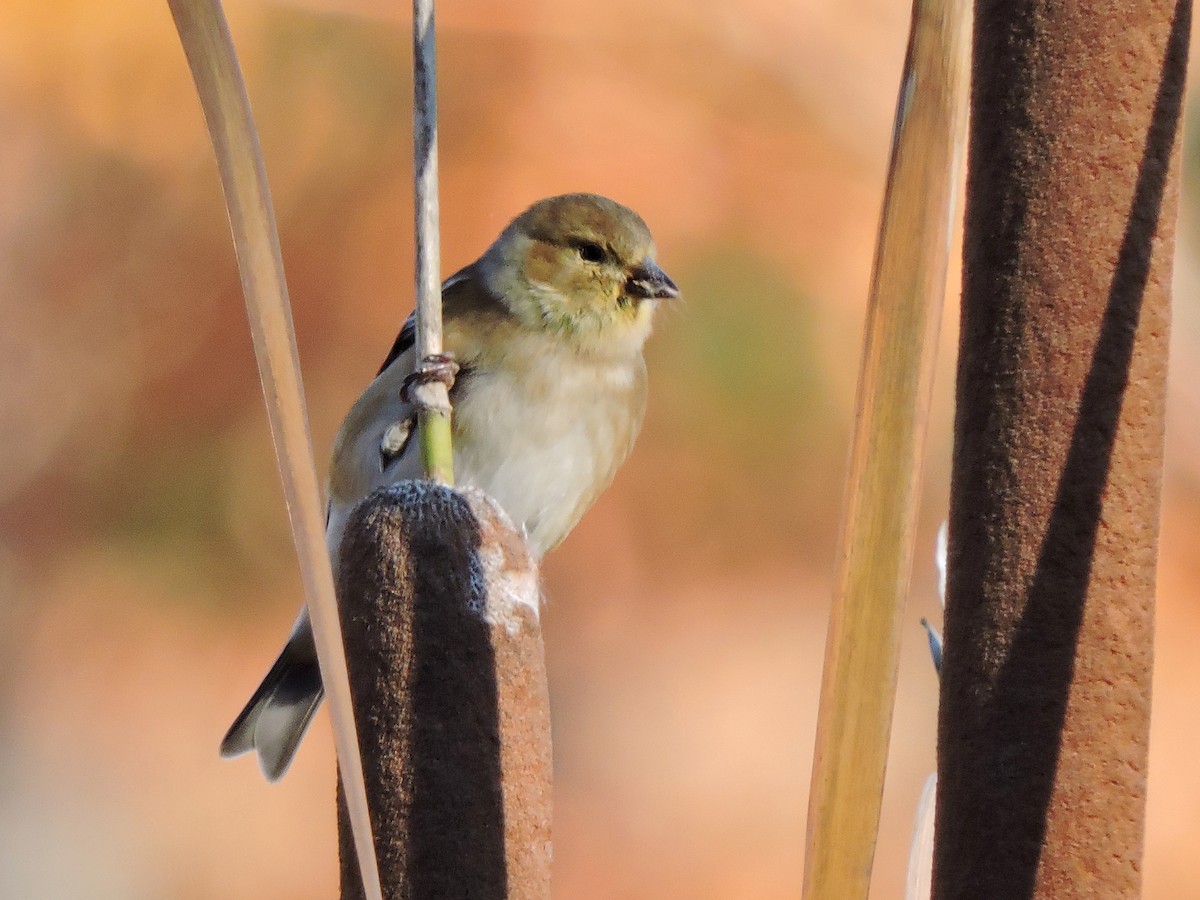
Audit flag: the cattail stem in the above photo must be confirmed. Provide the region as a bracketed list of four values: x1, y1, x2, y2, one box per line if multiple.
[412, 0, 454, 486]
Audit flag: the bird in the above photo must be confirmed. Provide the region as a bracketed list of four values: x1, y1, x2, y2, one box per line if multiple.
[220, 193, 678, 780]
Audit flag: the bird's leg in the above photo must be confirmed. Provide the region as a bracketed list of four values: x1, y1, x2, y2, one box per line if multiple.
[400, 353, 460, 410]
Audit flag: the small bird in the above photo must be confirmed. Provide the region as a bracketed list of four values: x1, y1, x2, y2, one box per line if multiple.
[221, 193, 678, 780]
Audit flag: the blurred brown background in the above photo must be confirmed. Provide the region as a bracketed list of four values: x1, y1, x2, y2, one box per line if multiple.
[3, 1, 1200, 897]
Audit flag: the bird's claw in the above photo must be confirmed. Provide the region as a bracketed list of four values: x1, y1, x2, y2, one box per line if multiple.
[401, 353, 460, 409]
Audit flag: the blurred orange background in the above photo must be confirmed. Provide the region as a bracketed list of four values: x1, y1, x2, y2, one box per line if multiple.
[4, 1, 1200, 897]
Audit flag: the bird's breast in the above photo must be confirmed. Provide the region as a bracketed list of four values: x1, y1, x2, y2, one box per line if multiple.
[451, 345, 647, 556]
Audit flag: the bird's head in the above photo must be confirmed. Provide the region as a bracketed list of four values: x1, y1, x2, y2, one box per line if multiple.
[480, 193, 679, 354]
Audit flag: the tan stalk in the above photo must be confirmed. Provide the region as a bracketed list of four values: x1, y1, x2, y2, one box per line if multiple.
[412, 0, 454, 484]
[801, 1, 970, 897]
[166, 4, 383, 898]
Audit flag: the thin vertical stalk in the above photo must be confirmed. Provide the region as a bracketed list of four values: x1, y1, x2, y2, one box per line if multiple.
[412, 0, 454, 485]
[166, 4, 383, 899]
[802, 0, 970, 897]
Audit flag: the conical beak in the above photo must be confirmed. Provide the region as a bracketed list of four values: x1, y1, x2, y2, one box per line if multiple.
[627, 260, 680, 300]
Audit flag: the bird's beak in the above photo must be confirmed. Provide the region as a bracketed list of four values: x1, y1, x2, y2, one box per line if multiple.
[627, 260, 680, 300]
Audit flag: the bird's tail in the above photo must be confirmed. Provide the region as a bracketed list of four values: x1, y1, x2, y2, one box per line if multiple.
[220, 621, 324, 782]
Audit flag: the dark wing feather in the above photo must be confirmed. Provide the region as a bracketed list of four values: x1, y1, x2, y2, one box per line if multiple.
[377, 314, 416, 376]
[375, 264, 500, 377]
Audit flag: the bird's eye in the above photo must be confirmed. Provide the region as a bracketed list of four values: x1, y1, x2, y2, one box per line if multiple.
[576, 241, 607, 264]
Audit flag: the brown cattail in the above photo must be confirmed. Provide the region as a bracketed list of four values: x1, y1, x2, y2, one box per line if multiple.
[935, 2, 1187, 896]
[335, 483, 552, 899]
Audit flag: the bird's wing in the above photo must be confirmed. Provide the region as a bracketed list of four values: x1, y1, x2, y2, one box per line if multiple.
[375, 265, 483, 377]
[328, 265, 513, 533]
[376, 314, 415, 377]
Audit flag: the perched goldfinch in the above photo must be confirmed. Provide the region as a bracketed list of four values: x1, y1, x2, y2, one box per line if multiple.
[221, 193, 678, 780]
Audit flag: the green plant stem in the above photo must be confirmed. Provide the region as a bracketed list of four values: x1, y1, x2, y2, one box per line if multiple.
[420, 409, 454, 486]
[412, 0, 454, 485]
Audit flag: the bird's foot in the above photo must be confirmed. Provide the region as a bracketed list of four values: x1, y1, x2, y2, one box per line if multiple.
[401, 353, 460, 411]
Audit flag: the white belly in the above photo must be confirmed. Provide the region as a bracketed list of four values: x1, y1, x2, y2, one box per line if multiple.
[452, 353, 641, 556]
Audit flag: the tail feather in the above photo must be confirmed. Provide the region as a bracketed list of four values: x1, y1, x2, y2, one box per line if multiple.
[221, 623, 324, 781]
